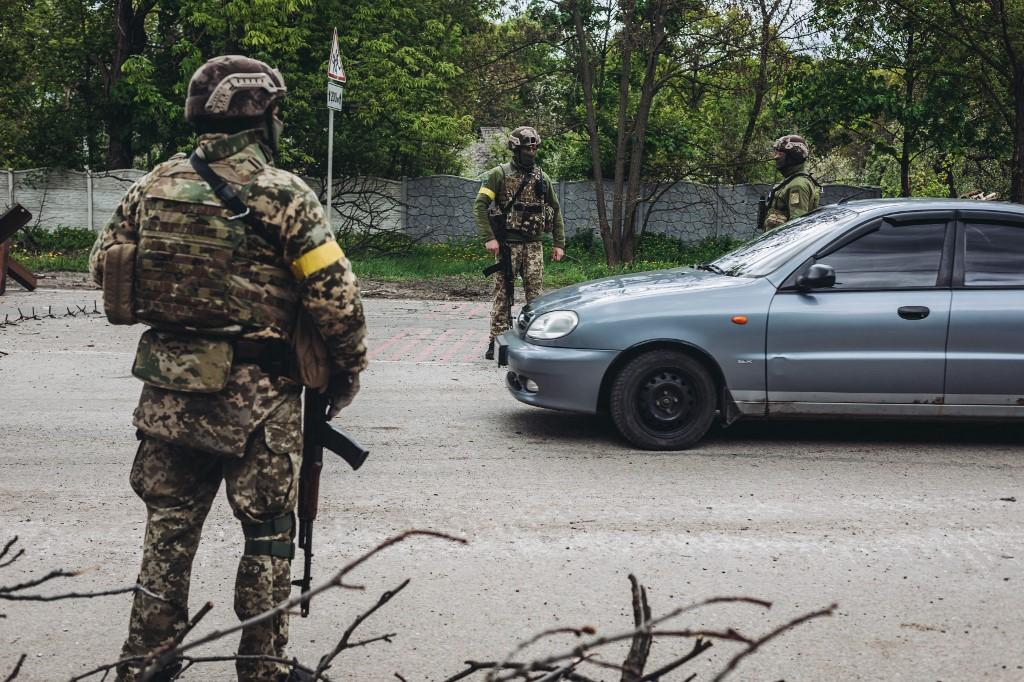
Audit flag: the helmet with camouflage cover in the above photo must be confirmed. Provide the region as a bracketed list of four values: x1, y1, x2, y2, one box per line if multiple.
[185, 55, 287, 124]
[507, 126, 541, 151]
[772, 134, 810, 168]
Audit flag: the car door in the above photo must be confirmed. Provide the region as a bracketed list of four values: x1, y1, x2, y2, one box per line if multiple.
[944, 211, 1024, 414]
[766, 212, 954, 415]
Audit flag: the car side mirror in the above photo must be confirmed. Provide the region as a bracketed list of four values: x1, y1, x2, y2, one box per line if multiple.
[796, 263, 836, 291]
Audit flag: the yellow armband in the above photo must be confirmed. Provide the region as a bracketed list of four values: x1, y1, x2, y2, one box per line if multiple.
[291, 241, 344, 279]
[478, 186, 496, 200]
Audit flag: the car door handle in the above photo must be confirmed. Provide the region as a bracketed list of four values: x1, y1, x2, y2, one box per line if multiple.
[897, 306, 930, 320]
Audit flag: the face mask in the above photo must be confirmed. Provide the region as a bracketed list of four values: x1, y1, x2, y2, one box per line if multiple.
[263, 113, 285, 154]
[515, 148, 536, 170]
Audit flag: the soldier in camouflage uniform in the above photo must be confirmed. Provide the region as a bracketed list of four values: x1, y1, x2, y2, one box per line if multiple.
[474, 126, 565, 359]
[763, 134, 821, 231]
[89, 56, 368, 682]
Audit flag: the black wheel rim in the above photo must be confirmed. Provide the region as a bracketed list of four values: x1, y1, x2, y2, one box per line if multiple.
[636, 368, 697, 435]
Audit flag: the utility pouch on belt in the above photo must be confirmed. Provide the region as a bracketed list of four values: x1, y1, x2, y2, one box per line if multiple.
[132, 328, 234, 393]
[291, 309, 330, 391]
[102, 243, 138, 325]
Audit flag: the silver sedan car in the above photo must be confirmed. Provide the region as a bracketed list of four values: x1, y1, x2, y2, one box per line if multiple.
[496, 199, 1024, 449]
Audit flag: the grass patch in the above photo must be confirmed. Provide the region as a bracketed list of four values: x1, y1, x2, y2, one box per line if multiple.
[8, 226, 95, 272]
[10, 225, 744, 289]
[351, 233, 743, 288]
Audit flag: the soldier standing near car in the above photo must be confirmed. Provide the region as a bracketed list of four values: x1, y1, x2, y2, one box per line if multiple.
[89, 55, 367, 682]
[762, 134, 821, 231]
[475, 126, 566, 359]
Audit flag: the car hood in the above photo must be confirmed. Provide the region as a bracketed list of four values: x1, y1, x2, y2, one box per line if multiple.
[526, 267, 752, 314]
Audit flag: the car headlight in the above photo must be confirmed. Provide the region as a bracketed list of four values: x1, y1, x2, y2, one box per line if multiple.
[526, 310, 578, 340]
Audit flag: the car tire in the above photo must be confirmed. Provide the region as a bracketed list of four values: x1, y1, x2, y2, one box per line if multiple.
[610, 350, 717, 450]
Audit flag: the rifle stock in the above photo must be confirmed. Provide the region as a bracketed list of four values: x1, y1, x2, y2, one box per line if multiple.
[293, 387, 369, 617]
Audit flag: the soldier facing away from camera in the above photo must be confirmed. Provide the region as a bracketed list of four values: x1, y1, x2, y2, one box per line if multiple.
[89, 55, 367, 682]
[474, 126, 566, 359]
[762, 134, 821, 231]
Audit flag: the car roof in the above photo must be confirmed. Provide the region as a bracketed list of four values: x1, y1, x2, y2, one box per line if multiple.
[835, 197, 1024, 219]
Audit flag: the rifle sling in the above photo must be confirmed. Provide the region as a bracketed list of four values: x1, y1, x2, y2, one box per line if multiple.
[189, 151, 278, 247]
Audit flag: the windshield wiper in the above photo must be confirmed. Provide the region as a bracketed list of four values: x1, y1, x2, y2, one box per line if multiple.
[696, 262, 727, 275]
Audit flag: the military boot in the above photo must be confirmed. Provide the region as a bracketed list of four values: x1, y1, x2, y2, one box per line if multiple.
[485, 337, 495, 360]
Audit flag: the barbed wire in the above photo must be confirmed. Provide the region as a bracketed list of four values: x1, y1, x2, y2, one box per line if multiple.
[0, 301, 102, 329]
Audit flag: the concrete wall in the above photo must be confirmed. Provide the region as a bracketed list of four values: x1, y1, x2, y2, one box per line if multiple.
[2, 168, 880, 242]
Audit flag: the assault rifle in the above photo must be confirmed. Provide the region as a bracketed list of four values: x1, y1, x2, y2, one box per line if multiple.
[482, 215, 514, 331]
[293, 388, 369, 617]
[756, 194, 768, 234]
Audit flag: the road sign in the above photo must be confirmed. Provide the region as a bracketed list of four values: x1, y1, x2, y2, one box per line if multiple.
[327, 28, 346, 83]
[327, 81, 343, 111]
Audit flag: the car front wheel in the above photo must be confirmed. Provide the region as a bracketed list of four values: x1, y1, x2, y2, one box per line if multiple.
[610, 350, 717, 450]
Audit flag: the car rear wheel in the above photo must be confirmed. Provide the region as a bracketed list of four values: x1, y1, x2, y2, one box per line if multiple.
[610, 350, 717, 450]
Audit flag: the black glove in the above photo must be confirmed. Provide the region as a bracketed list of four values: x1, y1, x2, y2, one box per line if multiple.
[327, 372, 360, 419]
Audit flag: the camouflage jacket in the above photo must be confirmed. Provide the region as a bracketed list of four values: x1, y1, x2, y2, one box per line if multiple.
[763, 163, 821, 231]
[474, 160, 565, 247]
[89, 130, 368, 455]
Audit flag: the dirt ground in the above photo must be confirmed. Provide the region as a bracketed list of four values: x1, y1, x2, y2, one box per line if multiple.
[32, 271, 493, 300]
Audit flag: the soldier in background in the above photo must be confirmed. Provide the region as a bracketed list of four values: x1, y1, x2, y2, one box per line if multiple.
[474, 126, 565, 359]
[762, 134, 821, 231]
[89, 55, 367, 682]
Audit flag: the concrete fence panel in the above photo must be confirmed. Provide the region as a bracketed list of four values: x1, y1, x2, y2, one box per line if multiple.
[1, 168, 881, 244]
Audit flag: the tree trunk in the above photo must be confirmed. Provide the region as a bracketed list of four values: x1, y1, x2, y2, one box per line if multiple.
[106, 0, 154, 169]
[609, 0, 637, 267]
[622, 1, 668, 264]
[734, 0, 774, 184]
[1012, 66, 1024, 203]
[571, 1, 615, 265]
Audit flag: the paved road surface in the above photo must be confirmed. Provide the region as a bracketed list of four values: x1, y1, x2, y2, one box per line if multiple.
[1, 288, 1022, 680]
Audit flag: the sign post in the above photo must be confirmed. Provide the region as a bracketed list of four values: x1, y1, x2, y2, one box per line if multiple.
[325, 28, 347, 229]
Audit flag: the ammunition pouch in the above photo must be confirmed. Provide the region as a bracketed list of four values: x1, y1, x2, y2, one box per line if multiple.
[102, 243, 138, 325]
[132, 328, 234, 393]
[512, 203, 543, 214]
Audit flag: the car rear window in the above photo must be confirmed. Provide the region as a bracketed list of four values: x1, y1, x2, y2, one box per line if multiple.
[963, 221, 1024, 286]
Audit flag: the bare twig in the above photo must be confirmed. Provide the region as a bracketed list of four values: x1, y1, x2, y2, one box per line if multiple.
[137, 530, 465, 678]
[313, 579, 411, 678]
[3, 654, 26, 682]
[710, 603, 836, 681]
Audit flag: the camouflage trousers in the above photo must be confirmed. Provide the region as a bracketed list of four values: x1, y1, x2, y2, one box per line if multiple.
[116, 394, 302, 682]
[490, 241, 544, 338]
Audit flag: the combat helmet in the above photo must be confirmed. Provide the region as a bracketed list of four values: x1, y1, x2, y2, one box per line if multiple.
[772, 134, 810, 167]
[185, 55, 287, 123]
[508, 126, 541, 150]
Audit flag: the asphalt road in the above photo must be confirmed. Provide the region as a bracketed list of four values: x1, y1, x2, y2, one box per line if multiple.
[1, 287, 1022, 681]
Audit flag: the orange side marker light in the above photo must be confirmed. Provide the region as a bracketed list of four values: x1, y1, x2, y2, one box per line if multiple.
[731, 315, 748, 325]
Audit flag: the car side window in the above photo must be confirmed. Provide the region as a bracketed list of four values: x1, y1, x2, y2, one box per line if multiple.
[820, 219, 946, 289]
[963, 220, 1024, 287]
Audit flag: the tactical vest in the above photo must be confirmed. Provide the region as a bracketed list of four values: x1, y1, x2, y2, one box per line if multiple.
[501, 163, 548, 239]
[134, 153, 298, 335]
[769, 171, 821, 218]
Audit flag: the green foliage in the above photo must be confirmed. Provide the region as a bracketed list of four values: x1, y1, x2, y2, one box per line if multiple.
[8, 226, 95, 272]
[10, 226, 96, 252]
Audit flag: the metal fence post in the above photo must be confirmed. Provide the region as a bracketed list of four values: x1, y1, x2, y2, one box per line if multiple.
[400, 176, 408, 234]
[86, 168, 94, 230]
[6, 170, 13, 207]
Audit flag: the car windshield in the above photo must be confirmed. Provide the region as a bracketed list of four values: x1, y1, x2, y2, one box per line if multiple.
[709, 206, 858, 277]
